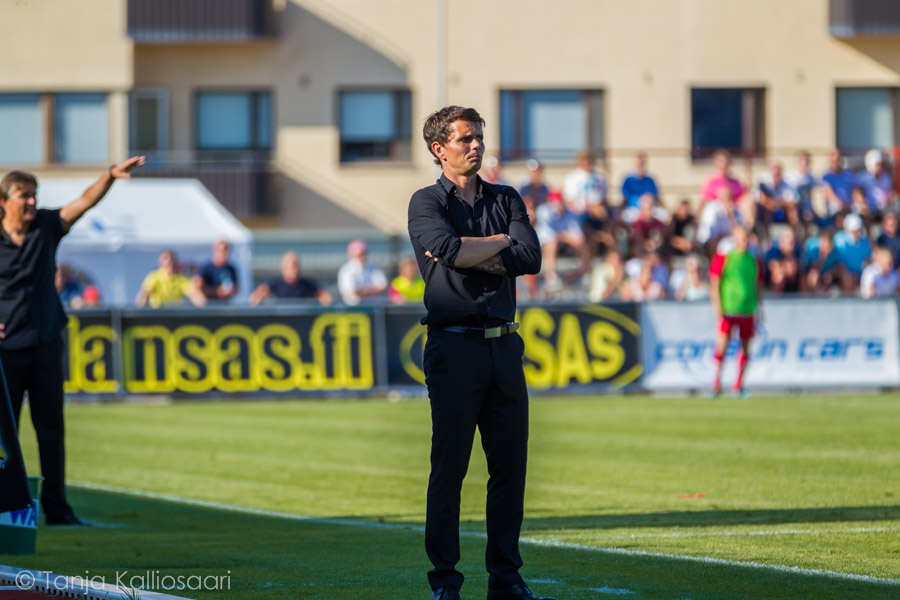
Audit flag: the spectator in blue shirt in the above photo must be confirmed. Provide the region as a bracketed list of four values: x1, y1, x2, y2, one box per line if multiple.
[821, 148, 855, 218]
[194, 239, 239, 302]
[834, 213, 872, 293]
[621, 152, 660, 212]
[518, 159, 550, 207]
[857, 148, 894, 213]
[876, 212, 900, 268]
[804, 229, 842, 294]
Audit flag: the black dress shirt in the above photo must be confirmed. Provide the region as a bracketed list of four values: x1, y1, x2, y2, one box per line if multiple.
[408, 175, 541, 327]
[0, 209, 68, 350]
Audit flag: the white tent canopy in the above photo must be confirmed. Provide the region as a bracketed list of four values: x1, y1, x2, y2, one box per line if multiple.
[38, 178, 253, 306]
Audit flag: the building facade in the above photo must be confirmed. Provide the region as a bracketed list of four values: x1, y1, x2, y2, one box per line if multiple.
[1, 0, 899, 234]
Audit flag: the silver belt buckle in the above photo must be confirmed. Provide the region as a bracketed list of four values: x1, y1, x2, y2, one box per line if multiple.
[484, 326, 502, 339]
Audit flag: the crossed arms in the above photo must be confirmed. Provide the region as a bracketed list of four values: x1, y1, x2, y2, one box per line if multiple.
[408, 189, 542, 277]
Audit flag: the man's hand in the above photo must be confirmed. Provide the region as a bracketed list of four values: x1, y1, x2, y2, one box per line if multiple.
[0, 323, 5, 339]
[110, 156, 146, 179]
[425, 250, 439, 263]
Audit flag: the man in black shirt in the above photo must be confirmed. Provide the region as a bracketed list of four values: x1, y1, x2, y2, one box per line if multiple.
[408, 106, 549, 600]
[0, 156, 145, 525]
[248, 251, 332, 306]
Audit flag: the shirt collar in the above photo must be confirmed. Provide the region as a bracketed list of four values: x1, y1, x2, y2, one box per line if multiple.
[438, 174, 492, 201]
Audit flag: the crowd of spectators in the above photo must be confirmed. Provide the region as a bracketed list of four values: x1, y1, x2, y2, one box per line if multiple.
[55, 146, 900, 309]
[513, 147, 900, 301]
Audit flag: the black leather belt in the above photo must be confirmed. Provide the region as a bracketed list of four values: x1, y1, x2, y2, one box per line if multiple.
[436, 322, 519, 339]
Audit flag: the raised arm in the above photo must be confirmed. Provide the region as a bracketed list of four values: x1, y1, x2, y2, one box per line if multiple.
[59, 156, 145, 232]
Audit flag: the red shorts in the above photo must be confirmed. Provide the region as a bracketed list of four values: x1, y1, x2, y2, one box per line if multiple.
[719, 315, 755, 341]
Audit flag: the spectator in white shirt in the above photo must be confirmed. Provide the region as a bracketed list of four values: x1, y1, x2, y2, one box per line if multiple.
[697, 187, 742, 257]
[563, 150, 607, 217]
[860, 247, 899, 299]
[337, 239, 388, 305]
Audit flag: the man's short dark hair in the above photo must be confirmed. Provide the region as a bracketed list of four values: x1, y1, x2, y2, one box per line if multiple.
[0, 170, 38, 218]
[423, 106, 484, 165]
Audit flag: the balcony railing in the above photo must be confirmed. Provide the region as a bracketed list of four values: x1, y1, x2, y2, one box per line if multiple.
[127, 0, 274, 42]
[133, 155, 276, 218]
[830, 0, 900, 38]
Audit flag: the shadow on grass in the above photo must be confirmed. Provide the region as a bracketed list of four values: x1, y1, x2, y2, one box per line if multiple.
[512, 505, 900, 532]
[0, 488, 896, 600]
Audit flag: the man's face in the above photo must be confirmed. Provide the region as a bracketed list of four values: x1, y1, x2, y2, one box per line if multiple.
[213, 240, 230, 265]
[885, 215, 898, 236]
[714, 153, 730, 174]
[830, 149, 842, 171]
[733, 228, 749, 252]
[435, 120, 484, 177]
[281, 254, 300, 283]
[1, 183, 38, 224]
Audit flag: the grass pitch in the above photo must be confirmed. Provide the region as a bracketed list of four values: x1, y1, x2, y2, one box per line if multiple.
[3, 394, 899, 599]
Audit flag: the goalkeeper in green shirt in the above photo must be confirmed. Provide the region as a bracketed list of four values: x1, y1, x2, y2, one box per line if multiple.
[709, 226, 763, 396]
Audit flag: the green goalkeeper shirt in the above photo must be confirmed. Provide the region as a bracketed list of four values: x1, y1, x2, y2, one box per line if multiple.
[710, 250, 761, 316]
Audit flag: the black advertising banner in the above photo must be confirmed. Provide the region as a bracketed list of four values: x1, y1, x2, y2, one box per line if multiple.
[61, 304, 642, 398]
[0, 361, 33, 513]
[384, 303, 642, 392]
[119, 310, 376, 397]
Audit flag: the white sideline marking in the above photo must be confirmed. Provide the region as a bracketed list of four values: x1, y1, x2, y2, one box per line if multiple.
[613, 526, 895, 539]
[590, 586, 636, 595]
[72, 482, 900, 588]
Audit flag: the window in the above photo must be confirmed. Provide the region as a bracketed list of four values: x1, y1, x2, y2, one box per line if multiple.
[0, 95, 45, 165]
[129, 89, 169, 155]
[196, 91, 271, 152]
[54, 94, 109, 164]
[0, 93, 109, 166]
[691, 88, 765, 159]
[499, 89, 603, 163]
[836, 87, 900, 152]
[339, 90, 411, 163]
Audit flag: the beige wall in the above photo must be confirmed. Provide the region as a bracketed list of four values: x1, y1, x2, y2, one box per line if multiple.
[5, 0, 900, 230]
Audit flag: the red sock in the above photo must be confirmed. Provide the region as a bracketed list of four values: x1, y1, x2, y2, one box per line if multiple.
[735, 352, 748, 390]
[713, 352, 723, 390]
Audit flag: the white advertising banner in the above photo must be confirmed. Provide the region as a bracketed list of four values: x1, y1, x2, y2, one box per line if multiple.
[640, 299, 900, 390]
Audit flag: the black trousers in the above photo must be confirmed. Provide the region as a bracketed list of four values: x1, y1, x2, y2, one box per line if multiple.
[424, 329, 529, 591]
[0, 338, 72, 520]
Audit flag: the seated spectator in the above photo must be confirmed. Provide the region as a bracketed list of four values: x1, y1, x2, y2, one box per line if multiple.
[582, 199, 616, 259]
[480, 155, 509, 186]
[629, 194, 668, 256]
[136, 249, 206, 308]
[804, 229, 842, 294]
[663, 199, 697, 258]
[876, 212, 900, 267]
[700, 149, 746, 204]
[834, 213, 873, 293]
[860, 247, 899, 299]
[193, 238, 239, 302]
[822, 148, 855, 219]
[765, 229, 806, 295]
[563, 150, 608, 218]
[671, 254, 710, 301]
[784, 150, 819, 228]
[518, 159, 549, 207]
[621, 256, 665, 301]
[850, 185, 874, 231]
[858, 148, 894, 213]
[536, 190, 591, 289]
[697, 187, 743, 257]
[55, 264, 83, 307]
[756, 161, 799, 238]
[588, 249, 625, 302]
[624, 250, 669, 291]
[388, 257, 425, 305]
[337, 239, 388, 305]
[249, 251, 332, 306]
[81, 285, 101, 308]
[621, 152, 661, 220]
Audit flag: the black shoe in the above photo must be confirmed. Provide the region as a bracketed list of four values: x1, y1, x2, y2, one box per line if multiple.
[486, 583, 555, 600]
[431, 588, 461, 600]
[45, 512, 91, 526]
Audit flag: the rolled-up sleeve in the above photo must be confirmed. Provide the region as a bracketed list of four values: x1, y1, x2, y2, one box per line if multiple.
[408, 188, 461, 268]
[498, 189, 542, 276]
